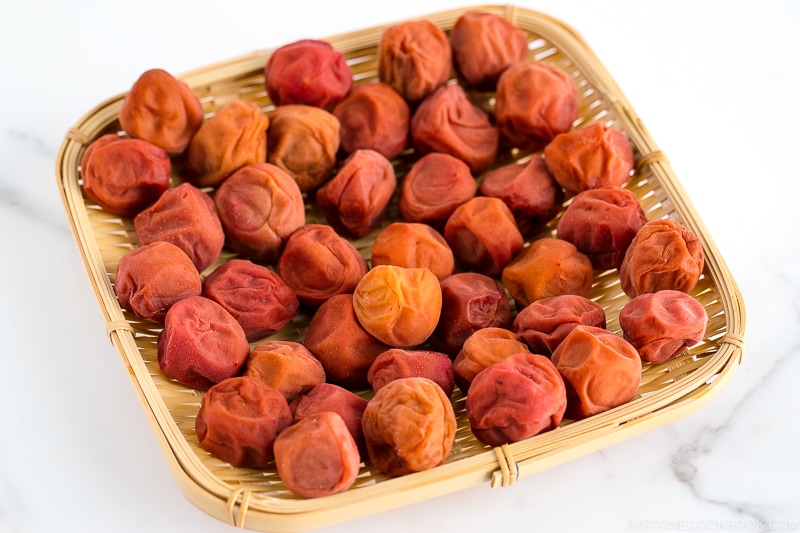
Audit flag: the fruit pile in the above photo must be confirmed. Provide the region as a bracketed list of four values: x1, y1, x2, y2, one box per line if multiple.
[79, 10, 708, 499]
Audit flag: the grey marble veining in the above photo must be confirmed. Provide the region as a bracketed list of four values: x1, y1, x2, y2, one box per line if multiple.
[1, 128, 73, 237]
[6, 129, 54, 158]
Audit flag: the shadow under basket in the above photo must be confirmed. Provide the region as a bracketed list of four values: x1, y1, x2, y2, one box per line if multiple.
[55, 5, 745, 532]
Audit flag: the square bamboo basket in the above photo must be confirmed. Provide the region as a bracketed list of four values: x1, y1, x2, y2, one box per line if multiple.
[55, 5, 746, 532]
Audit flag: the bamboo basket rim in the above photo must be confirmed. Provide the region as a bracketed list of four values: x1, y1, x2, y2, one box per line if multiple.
[55, 5, 746, 532]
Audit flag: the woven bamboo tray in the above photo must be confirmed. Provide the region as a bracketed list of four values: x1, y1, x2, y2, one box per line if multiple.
[56, 5, 746, 532]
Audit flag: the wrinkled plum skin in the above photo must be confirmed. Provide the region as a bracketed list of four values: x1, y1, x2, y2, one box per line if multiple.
[619, 219, 705, 298]
[495, 61, 578, 151]
[119, 68, 204, 153]
[399, 152, 477, 229]
[202, 259, 299, 342]
[244, 341, 326, 403]
[551, 325, 642, 419]
[368, 348, 455, 397]
[277, 224, 368, 307]
[431, 272, 511, 356]
[134, 182, 225, 272]
[195, 376, 293, 468]
[213, 162, 305, 264]
[265, 39, 353, 109]
[290, 383, 369, 458]
[316, 149, 397, 238]
[352, 265, 442, 348]
[333, 82, 410, 158]
[410, 83, 499, 174]
[449, 11, 529, 90]
[479, 156, 564, 238]
[444, 196, 524, 277]
[452, 327, 530, 393]
[80, 134, 171, 217]
[274, 412, 361, 499]
[362, 377, 456, 477]
[544, 123, 635, 193]
[157, 296, 250, 390]
[556, 187, 647, 270]
[619, 290, 708, 364]
[267, 105, 341, 192]
[513, 294, 606, 356]
[501, 237, 593, 308]
[303, 294, 390, 389]
[370, 222, 455, 281]
[114, 241, 202, 323]
[467, 353, 567, 446]
[184, 100, 270, 188]
[378, 20, 452, 102]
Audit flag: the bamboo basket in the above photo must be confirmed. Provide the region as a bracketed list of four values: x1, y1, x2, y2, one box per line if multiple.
[55, 5, 746, 532]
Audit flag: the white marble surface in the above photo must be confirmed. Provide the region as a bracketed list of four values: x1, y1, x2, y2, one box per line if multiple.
[2, 1, 798, 532]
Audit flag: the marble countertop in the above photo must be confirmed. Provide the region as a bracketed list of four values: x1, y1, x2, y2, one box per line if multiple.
[2, 1, 798, 532]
